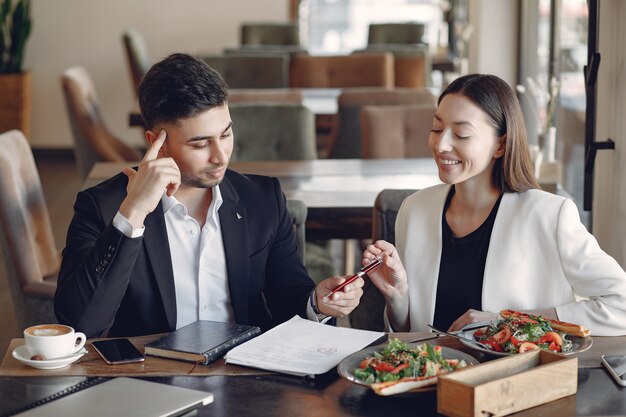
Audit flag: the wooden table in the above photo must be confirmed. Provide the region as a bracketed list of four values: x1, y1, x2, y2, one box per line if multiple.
[86, 159, 442, 240]
[1, 333, 625, 416]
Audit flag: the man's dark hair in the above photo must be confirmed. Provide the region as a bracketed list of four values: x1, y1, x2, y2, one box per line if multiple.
[138, 53, 229, 129]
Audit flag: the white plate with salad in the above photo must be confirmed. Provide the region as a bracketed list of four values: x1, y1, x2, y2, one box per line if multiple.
[457, 312, 593, 357]
[337, 338, 479, 396]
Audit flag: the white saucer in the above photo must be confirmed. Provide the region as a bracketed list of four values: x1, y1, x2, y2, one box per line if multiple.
[12, 345, 88, 370]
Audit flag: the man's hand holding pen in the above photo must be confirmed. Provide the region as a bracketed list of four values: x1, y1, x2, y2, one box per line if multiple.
[314, 275, 365, 318]
[313, 258, 383, 317]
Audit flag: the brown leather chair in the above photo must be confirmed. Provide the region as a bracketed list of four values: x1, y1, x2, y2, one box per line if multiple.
[289, 53, 394, 88]
[0, 130, 60, 329]
[354, 44, 432, 88]
[349, 189, 417, 331]
[122, 29, 152, 98]
[61, 66, 142, 178]
[360, 104, 436, 158]
[330, 87, 435, 158]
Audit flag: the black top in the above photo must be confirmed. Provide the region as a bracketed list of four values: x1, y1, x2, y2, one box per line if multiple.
[433, 187, 503, 330]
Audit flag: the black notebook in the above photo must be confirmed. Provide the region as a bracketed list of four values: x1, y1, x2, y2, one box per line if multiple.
[144, 320, 261, 365]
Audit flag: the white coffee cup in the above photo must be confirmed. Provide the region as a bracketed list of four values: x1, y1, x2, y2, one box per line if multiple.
[23, 324, 86, 360]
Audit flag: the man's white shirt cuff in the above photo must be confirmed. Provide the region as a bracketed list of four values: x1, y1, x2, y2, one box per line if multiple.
[306, 294, 332, 324]
[113, 211, 145, 238]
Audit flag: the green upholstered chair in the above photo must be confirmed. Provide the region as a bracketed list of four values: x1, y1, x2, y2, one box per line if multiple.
[349, 189, 417, 331]
[0, 130, 59, 330]
[367, 23, 425, 45]
[240, 22, 300, 46]
[61, 66, 142, 178]
[201, 54, 290, 89]
[229, 103, 317, 161]
[228, 103, 334, 281]
[122, 29, 152, 98]
[286, 199, 307, 261]
[330, 87, 435, 159]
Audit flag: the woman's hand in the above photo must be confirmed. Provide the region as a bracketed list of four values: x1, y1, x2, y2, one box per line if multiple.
[362, 240, 408, 300]
[448, 309, 500, 332]
[362, 240, 410, 330]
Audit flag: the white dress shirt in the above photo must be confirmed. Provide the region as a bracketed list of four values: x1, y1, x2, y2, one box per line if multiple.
[161, 186, 234, 328]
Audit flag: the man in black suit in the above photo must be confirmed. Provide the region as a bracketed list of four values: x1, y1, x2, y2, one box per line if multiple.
[55, 53, 364, 337]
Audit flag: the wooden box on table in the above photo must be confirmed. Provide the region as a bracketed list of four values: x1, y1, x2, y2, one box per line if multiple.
[437, 350, 577, 417]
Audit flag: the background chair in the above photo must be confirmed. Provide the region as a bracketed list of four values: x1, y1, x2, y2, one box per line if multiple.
[354, 44, 432, 88]
[228, 88, 303, 104]
[360, 104, 436, 158]
[228, 103, 317, 161]
[122, 29, 152, 98]
[201, 54, 290, 88]
[228, 103, 334, 281]
[349, 189, 417, 331]
[289, 53, 394, 89]
[0, 130, 60, 330]
[61, 66, 142, 178]
[367, 22, 425, 45]
[330, 87, 435, 159]
[286, 199, 307, 261]
[240, 22, 300, 46]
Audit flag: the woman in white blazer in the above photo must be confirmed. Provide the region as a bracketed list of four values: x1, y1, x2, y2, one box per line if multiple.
[362, 74, 626, 336]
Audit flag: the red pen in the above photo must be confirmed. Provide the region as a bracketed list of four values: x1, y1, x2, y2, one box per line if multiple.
[323, 258, 383, 301]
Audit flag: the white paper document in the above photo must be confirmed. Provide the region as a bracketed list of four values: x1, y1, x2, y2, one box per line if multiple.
[224, 315, 385, 377]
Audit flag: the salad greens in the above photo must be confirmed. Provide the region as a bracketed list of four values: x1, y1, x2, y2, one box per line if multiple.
[353, 338, 467, 384]
[475, 315, 573, 354]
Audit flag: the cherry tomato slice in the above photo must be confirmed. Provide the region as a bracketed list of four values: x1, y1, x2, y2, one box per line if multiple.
[519, 342, 540, 353]
[359, 358, 373, 369]
[391, 362, 410, 374]
[484, 340, 504, 352]
[510, 336, 521, 348]
[539, 331, 563, 347]
[491, 327, 512, 345]
[372, 362, 395, 372]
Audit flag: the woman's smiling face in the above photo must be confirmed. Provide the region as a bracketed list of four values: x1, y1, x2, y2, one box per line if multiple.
[428, 93, 505, 188]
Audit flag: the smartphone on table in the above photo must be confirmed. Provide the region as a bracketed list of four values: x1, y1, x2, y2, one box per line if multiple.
[92, 338, 145, 365]
[601, 355, 626, 386]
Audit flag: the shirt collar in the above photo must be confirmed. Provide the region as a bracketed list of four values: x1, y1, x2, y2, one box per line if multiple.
[161, 185, 224, 217]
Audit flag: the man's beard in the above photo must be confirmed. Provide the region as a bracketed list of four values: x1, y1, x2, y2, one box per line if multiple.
[181, 164, 226, 189]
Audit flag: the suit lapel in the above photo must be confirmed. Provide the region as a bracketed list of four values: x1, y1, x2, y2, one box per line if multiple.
[143, 203, 177, 331]
[219, 176, 250, 324]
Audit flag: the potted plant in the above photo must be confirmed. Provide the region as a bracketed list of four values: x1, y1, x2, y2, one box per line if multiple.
[0, 0, 32, 138]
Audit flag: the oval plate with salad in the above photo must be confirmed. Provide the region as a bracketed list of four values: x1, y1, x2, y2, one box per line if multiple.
[337, 338, 479, 396]
[457, 309, 593, 357]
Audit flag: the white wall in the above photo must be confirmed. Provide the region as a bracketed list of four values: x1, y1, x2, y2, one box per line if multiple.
[25, 0, 287, 148]
[593, 1, 626, 267]
[468, 0, 518, 86]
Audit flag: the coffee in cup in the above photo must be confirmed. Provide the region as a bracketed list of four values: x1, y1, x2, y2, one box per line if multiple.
[23, 324, 86, 361]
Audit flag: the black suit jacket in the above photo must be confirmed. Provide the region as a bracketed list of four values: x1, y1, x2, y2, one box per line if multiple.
[55, 170, 315, 337]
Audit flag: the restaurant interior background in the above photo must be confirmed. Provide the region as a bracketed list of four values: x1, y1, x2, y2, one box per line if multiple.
[9, 0, 626, 277]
